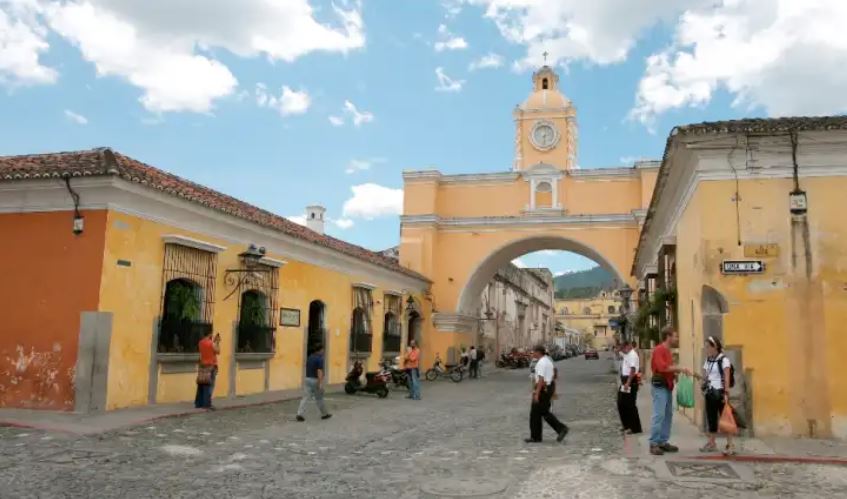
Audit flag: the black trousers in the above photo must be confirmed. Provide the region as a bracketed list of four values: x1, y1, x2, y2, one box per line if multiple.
[617, 376, 642, 433]
[704, 388, 725, 433]
[530, 382, 567, 441]
[469, 360, 479, 378]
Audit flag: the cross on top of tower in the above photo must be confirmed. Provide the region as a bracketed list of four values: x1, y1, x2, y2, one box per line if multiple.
[542, 51, 549, 63]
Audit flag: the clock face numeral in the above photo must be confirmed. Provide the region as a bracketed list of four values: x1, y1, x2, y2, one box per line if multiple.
[531, 122, 559, 150]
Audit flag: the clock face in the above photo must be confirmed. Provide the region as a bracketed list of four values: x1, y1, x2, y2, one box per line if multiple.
[531, 122, 558, 150]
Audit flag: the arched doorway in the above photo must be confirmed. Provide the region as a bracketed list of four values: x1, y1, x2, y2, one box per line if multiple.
[701, 284, 729, 343]
[456, 236, 628, 316]
[306, 300, 326, 356]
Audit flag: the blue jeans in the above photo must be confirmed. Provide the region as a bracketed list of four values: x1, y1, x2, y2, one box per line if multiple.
[649, 385, 673, 446]
[194, 367, 217, 408]
[407, 368, 421, 400]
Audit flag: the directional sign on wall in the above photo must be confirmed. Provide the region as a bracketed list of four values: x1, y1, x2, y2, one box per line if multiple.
[721, 260, 765, 275]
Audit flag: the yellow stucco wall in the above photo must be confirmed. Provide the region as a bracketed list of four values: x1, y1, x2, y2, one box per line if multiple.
[99, 210, 429, 410]
[673, 177, 847, 438]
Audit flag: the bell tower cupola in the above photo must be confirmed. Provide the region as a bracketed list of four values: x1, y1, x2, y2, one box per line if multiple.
[513, 63, 578, 171]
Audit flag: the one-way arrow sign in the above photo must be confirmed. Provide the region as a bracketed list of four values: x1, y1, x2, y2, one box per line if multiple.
[721, 260, 765, 275]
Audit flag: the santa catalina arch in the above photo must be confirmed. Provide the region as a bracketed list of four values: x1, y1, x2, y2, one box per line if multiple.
[400, 65, 659, 359]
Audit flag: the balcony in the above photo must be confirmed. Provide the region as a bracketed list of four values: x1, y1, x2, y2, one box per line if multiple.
[157, 319, 213, 354]
[236, 323, 275, 353]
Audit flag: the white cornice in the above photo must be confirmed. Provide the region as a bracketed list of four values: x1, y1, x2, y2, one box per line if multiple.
[0, 177, 429, 291]
[432, 313, 477, 334]
[352, 282, 376, 290]
[570, 167, 638, 178]
[402, 170, 442, 182]
[259, 257, 287, 268]
[162, 234, 226, 254]
[402, 213, 641, 228]
[439, 172, 519, 184]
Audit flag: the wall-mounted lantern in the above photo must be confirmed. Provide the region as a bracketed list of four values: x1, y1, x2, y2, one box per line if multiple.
[223, 244, 273, 300]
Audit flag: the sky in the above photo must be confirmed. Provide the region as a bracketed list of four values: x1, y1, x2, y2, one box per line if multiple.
[3, 0, 847, 275]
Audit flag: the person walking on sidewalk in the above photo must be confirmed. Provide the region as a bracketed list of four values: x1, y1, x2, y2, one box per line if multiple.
[525, 345, 569, 444]
[617, 341, 642, 434]
[405, 340, 421, 400]
[194, 331, 220, 410]
[649, 327, 691, 455]
[469, 346, 479, 379]
[699, 336, 736, 455]
[296, 344, 332, 422]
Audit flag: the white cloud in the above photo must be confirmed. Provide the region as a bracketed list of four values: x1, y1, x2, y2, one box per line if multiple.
[469, 52, 503, 70]
[328, 115, 344, 126]
[345, 157, 385, 174]
[342, 100, 374, 126]
[19, 0, 365, 112]
[435, 67, 464, 92]
[512, 258, 526, 268]
[630, 1, 847, 126]
[443, 0, 463, 19]
[256, 83, 310, 116]
[0, 1, 57, 86]
[434, 24, 468, 52]
[342, 183, 403, 220]
[332, 218, 355, 229]
[538, 250, 556, 256]
[287, 215, 307, 226]
[64, 109, 87, 124]
[463, 0, 698, 70]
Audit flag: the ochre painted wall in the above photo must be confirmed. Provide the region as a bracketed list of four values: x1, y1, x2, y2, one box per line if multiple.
[673, 177, 847, 438]
[0, 210, 107, 410]
[99, 210, 429, 410]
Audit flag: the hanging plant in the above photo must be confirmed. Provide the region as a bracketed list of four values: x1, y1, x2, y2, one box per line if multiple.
[164, 280, 200, 322]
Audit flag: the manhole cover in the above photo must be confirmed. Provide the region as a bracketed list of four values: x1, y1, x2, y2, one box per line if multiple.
[654, 460, 754, 484]
[421, 478, 510, 497]
[667, 461, 740, 479]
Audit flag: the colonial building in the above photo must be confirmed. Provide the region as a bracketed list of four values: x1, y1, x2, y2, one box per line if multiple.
[554, 291, 622, 348]
[477, 265, 555, 359]
[0, 149, 430, 412]
[633, 117, 847, 439]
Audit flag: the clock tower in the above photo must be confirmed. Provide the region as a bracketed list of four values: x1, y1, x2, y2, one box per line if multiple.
[513, 65, 577, 171]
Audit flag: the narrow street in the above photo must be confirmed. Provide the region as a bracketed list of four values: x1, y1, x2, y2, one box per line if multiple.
[1, 357, 845, 499]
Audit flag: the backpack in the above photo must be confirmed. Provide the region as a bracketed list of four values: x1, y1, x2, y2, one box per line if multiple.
[715, 354, 735, 389]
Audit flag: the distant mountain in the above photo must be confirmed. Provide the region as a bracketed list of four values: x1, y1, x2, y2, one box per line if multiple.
[554, 266, 616, 299]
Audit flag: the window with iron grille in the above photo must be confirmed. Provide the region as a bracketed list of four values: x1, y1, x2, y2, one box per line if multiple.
[351, 287, 373, 353]
[158, 244, 217, 353]
[236, 263, 279, 354]
[382, 294, 402, 354]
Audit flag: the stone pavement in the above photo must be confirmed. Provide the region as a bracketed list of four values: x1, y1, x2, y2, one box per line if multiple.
[0, 357, 844, 498]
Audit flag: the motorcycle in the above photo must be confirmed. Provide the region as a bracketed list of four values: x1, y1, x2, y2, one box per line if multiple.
[425, 360, 464, 382]
[345, 361, 390, 398]
[382, 360, 409, 389]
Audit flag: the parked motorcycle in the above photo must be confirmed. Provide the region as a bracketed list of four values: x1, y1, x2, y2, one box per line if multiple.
[345, 361, 390, 398]
[425, 360, 464, 382]
[382, 360, 409, 388]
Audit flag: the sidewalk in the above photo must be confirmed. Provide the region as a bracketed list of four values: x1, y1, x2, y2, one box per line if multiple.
[624, 386, 847, 465]
[0, 385, 338, 436]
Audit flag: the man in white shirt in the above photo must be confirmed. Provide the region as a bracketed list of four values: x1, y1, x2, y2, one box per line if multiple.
[616, 341, 642, 434]
[525, 345, 569, 443]
[469, 346, 479, 379]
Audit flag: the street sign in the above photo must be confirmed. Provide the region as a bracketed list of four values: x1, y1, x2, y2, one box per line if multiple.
[744, 243, 779, 258]
[721, 260, 765, 275]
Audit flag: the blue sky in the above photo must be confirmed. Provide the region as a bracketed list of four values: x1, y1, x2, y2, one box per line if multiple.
[3, 1, 845, 275]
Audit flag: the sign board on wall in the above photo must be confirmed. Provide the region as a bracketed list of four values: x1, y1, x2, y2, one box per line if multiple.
[721, 260, 765, 275]
[279, 308, 301, 327]
[743, 243, 779, 258]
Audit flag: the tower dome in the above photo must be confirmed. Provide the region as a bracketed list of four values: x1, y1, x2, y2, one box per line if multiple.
[520, 65, 572, 110]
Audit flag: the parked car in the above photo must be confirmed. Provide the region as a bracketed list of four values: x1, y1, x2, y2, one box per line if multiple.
[584, 349, 599, 360]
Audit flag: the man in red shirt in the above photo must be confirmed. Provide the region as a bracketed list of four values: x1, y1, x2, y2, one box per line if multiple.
[195, 331, 220, 410]
[649, 327, 691, 455]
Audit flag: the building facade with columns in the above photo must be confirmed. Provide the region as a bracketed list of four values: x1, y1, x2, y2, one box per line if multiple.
[0, 149, 430, 412]
[554, 291, 622, 349]
[633, 117, 847, 439]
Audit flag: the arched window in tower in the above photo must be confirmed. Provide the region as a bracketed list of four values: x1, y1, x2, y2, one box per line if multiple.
[535, 181, 553, 209]
[542, 78, 549, 90]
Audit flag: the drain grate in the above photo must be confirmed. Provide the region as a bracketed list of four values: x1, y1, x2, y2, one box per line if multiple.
[667, 461, 740, 479]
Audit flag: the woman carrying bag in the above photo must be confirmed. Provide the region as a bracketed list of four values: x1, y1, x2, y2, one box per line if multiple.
[698, 336, 736, 455]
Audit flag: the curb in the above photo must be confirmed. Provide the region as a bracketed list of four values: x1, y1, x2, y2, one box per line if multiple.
[693, 454, 847, 466]
[0, 389, 344, 436]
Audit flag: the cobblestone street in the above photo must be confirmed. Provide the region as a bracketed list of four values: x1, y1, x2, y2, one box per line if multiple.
[1, 357, 846, 499]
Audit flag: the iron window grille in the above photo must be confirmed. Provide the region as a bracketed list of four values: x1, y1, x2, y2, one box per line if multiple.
[157, 244, 217, 353]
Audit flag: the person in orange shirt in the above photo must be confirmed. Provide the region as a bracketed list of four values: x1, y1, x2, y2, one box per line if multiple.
[194, 331, 220, 410]
[404, 340, 421, 400]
